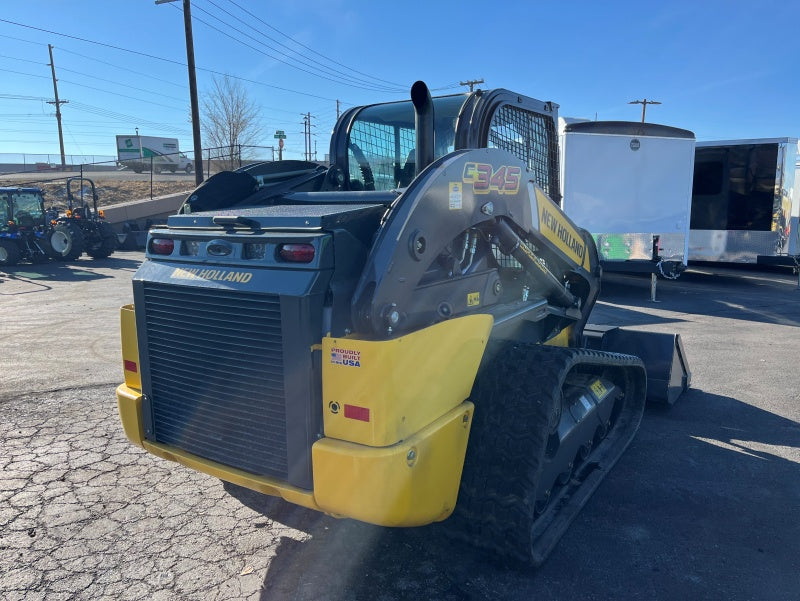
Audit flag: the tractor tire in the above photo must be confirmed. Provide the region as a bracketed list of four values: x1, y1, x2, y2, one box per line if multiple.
[0, 239, 22, 266]
[50, 222, 85, 260]
[86, 223, 117, 259]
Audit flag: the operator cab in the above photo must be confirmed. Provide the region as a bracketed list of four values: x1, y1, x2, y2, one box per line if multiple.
[1, 188, 47, 230]
[339, 94, 465, 191]
[330, 87, 561, 202]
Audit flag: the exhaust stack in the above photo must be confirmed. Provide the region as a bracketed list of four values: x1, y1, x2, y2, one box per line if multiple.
[411, 81, 434, 177]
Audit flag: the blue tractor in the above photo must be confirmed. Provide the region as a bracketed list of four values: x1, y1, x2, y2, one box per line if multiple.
[0, 187, 54, 266]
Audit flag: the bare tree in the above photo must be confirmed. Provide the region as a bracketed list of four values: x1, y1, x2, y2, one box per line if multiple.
[201, 75, 263, 170]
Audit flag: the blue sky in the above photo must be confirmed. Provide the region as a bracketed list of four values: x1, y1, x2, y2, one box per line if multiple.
[0, 0, 797, 162]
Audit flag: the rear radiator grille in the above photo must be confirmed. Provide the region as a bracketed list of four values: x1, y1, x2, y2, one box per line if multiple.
[142, 282, 288, 478]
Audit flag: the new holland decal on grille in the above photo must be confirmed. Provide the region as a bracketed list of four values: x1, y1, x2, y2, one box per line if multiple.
[170, 267, 253, 283]
[330, 347, 361, 367]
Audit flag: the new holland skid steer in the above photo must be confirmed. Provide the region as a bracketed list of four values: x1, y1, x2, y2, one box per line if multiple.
[116, 82, 690, 565]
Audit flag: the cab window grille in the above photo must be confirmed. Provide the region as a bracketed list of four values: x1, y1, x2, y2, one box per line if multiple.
[488, 105, 561, 202]
[348, 121, 415, 191]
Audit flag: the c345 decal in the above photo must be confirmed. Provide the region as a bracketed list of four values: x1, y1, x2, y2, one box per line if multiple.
[462, 163, 521, 195]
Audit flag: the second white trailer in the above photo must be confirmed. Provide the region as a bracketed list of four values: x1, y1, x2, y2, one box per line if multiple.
[560, 121, 696, 279]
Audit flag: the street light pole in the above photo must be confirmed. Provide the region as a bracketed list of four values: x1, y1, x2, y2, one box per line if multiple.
[156, 0, 204, 185]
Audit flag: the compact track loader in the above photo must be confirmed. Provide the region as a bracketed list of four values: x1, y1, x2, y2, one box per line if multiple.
[117, 82, 690, 565]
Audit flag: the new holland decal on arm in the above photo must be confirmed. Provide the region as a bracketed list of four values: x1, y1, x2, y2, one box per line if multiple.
[535, 189, 588, 269]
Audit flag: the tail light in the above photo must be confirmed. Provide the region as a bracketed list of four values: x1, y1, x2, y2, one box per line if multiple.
[277, 243, 315, 263]
[150, 238, 175, 255]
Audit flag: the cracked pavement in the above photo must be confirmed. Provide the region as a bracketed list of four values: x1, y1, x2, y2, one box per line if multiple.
[1, 255, 799, 600]
[1, 386, 313, 601]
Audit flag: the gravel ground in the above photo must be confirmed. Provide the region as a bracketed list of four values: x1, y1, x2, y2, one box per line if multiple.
[1, 256, 799, 600]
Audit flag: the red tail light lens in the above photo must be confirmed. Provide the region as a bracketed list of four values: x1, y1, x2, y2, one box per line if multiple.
[277, 243, 315, 263]
[150, 238, 175, 255]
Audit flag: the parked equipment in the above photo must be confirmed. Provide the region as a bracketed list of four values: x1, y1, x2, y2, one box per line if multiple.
[50, 178, 117, 260]
[689, 138, 799, 265]
[0, 187, 53, 266]
[116, 82, 690, 566]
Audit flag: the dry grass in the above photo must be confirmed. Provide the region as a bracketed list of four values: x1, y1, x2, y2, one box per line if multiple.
[0, 178, 194, 211]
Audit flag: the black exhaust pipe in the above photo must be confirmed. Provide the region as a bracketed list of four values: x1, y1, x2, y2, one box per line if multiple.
[411, 81, 434, 177]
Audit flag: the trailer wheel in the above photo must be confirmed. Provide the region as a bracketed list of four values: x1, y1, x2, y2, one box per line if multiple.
[50, 222, 85, 260]
[0, 239, 22, 266]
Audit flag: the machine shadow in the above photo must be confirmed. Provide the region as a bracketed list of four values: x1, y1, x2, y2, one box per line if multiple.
[219, 389, 800, 601]
[0, 253, 141, 288]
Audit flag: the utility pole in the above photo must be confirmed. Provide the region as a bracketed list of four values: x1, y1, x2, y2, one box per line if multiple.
[336, 99, 341, 120]
[628, 98, 661, 123]
[302, 114, 309, 161]
[156, 0, 204, 185]
[302, 113, 315, 161]
[459, 78, 484, 92]
[46, 44, 68, 170]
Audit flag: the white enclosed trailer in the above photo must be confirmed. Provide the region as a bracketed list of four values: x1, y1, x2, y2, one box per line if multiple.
[560, 121, 696, 281]
[689, 138, 799, 265]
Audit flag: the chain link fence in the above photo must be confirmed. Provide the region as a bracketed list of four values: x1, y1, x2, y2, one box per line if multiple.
[0, 145, 278, 205]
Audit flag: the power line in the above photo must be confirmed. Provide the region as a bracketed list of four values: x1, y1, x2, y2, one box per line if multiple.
[58, 78, 187, 111]
[57, 47, 186, 90]
[459, 79, 484, 92]
[56, 66, 188, 103]
[0, 64, 188, 111]
[201, 0, 405, 92]
[0, 66, 49, 79]
[224, 0, 406, 90]
[186, 3, 405, 93]
[0, 52, 46, 66]
[0, 18, 342, 103]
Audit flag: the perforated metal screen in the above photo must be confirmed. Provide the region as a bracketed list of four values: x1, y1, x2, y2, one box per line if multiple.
[488, 104, 560, 202]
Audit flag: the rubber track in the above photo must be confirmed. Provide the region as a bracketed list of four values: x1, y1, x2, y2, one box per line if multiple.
[446, 342, 646, 566]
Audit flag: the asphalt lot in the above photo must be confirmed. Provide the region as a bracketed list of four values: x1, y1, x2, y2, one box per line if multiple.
[1, 253, 799, 600]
